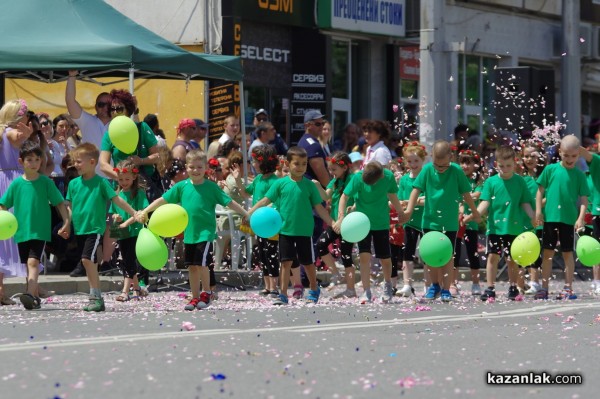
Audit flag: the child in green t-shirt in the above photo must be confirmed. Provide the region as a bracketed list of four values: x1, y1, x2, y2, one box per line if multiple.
[249, 147, 334, 306]
[108, 160, 149, 302]
[338, 161, 406, 304]
[233, 145, 280, 298]
[0, 141, 71, 310]
[397, 142, 427, 297]
[142, 150, 248, 311]
[66, 143, 139, 312]
[578, 144, 600, 295]
[465, 146, 535, 301]
[536, 135, 589, 300]
[313, 151, 356, 298]
[403, 141, 481, 302]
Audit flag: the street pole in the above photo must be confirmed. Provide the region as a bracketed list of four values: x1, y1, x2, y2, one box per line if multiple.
[561, 0, 581, 139]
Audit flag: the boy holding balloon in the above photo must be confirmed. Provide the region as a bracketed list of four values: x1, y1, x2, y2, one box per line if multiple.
[249, 146, 335, 305]
[464, 146, 536, 301]
[338, 161, 405, 304]
[0, 141, 71, 310]
[141, 149, 248, 311]
[403, 141, 481, 302]
[535, 135, 588, 300]
[66, 143, 139, 312]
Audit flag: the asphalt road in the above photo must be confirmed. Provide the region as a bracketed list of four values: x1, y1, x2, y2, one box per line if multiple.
[0, 282, 598, 399]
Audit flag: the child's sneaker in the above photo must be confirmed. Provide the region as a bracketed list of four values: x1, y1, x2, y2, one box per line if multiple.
[292, 284, 304, 299]
[83, 297, 105, 312]
[359, 290, 372, 304]
[268, 290, 280, 299]
[449, 285, 460, 296]
[273, 294, 289, 306]
[440, 289, 453, 302]
[333, 289, 357, 299]
[525, 282, 541, 295]
[471, 283, 482, 296]
[424, 284, 441, 300]
[507, 286, 519, 300]
[555, 287, 577, 300]
[19, 294, 41, 310]
[480, 287, 495, 302]
[305, 288, 321, 303]
[381, 281, 394, 303]
[184, 297, 200, 311]
[533, 289, 548, 300]
[396, 284, 414, 297]
[197, 292, 211, 309]
[595, 285, 600, 296]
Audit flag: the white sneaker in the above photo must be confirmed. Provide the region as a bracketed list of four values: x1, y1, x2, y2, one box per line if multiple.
[395, 284, 414, 297]
[471, 283, 482, 296]
[333, 289, 357, 299]
[595, 286, 600, 296]
[359, 290, 372, 304]
[381, 282, 394, 303]
[525, 282, 541, 295]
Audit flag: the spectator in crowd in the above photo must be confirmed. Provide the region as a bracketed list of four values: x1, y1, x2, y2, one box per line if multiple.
[143, 114, 166, 147]
[298, 110, 330, 188]
[319, 120, 332, 157]
[363, 119, 392, 167]
[334, 123, 361, 153]
[250, 109, 288, 155]
[191, 118, 209, 149]
[207, 114, 239, 159]
[172, 118, 198, 160]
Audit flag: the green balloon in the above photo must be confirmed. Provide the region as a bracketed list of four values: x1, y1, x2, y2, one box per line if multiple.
[0, 210, 18, 240]
[576, 235, 600, 267]
[148, 204, 189, 237]
[419, 231, 453, 267]
[510, 231, 541, 267]
[136, 228, 168, 271]
[341, 212, 371, 243]
[108, 115, 138, 154]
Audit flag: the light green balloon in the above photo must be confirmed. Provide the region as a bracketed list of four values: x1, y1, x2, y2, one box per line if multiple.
[419, 231, 453, 268]
[576, 235, 600, 267]
[341, 212, 370, 243]
[510, 231, 541, 267]
[148, 204, 189, 237]
[136, 228, 168, 271]
[108, 115, 138, 154]
[0, 210, 18, 240]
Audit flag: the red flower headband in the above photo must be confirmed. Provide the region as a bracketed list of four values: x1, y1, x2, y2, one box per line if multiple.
[326, 157, 346, 166]
[403, 141, 426, 151]
[208, 158, 220, 167]
[113, 167, 139, 174]
[459, 149, 480, 160]
[251, 153, 276, 161]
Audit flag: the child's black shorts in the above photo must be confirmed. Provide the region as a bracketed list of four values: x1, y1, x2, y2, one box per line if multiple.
[279, 234, 315, 265]
[17, 240, 45, 263]
[184, 241, 214, 267]
[76, 234, 102, 263]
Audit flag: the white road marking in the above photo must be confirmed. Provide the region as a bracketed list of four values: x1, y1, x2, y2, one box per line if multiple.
[0, 302, 597, 353]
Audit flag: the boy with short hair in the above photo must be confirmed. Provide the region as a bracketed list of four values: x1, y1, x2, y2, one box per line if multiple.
[535, 135, 589, 300]
[142, 150, 248, 310]
[465, 146, 536, 301]
[66, 143, 138, 312]
[0, 141, 71, 310]
[249, 146, 335, 305]
[337, 161, 406, 304]
[403, 140, 481, 301]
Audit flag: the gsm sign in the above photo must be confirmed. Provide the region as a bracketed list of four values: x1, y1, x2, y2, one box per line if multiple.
[258, 0, 293, 13]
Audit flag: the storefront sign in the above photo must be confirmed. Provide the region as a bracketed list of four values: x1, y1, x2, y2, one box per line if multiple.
[233, 0, 316, 27]
[208, 83, 239, 138]
[399, 46, 419, 80]
[317, 0, 405, 37]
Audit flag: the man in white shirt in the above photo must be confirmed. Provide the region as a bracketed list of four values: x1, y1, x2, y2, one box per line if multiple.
[65, 70, 111, 177]
[207, 114, 239, 159]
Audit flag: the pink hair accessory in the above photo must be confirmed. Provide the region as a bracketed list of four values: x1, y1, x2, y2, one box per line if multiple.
[17, 99, 28, 117]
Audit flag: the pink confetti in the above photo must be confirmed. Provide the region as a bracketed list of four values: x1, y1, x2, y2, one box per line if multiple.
[181, 321, 196, 331]
[414, 305, 431, 312]
[393, 104, 399, 113]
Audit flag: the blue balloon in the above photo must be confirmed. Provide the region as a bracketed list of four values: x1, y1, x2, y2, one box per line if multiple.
[250, 207, 282, 238]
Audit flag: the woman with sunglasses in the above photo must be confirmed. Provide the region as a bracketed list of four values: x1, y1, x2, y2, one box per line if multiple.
[36, 113, 57, 176]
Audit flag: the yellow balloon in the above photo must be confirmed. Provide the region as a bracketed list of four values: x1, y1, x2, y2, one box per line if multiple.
[136, 228, 168, 271]
[0, 210, 18, 240]
[148, 204, 189, 237]
[510, 231, 541, 267]
[108, 116, 138, 154]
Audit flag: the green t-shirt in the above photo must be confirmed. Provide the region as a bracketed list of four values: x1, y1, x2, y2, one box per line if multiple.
[246, 174, 279, 207]
[463, 178, 482, 231]
[536, 162, 589, 225]
[162, 178, 232, 244]
[343, 169, 398, 230]
[586, 154, 600, 215]
[480, 174, 532, 235]
[0, 175, 65, 243]
[412, 163, 471, 232]
[265, 176, 323, 237]
[327, 173, 355, 220]
[398, 173, 424, 230]
[108, 190, 149, 238]
[522, 175, 542, 231]
[100, 121, 158, 175]
[66, 175, 117, 235]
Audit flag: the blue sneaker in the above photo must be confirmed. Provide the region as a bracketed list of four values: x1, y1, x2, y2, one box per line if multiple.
[555, 288, 577, 300]
[305, 288, 321, 303]
[424, 284, 441, 300]
[273, 294, 289, 306]
[440, 289, 453, 302]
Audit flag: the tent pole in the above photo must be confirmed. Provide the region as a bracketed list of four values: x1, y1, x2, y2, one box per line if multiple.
[238, 79, 252, 270]
[129, 67, 134, 94]
[204, 79, 210, 151]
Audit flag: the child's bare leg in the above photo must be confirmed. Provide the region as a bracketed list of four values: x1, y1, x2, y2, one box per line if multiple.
[199, 266, 211, 292]
[540, 249, 554, 290]
[26, 258, 40, 297]
[188, 266, 201, 298]
[486, 254, 500, 288]
[562, 251, 575, 288]
[359, 253, 372, 290]
[345, 266, 356, 290]
[380, 258, 392, 282]
[82, 258, 100, 290]
[304, 264, 318, 291]
[280, 261, 293, 298]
